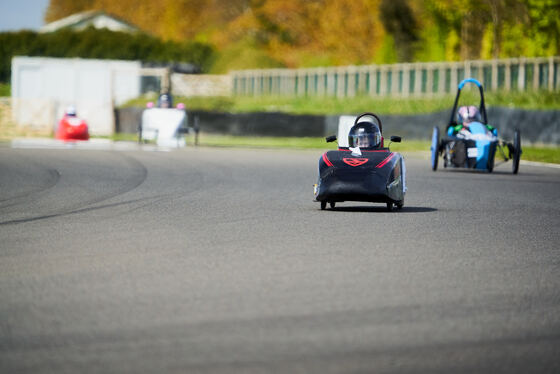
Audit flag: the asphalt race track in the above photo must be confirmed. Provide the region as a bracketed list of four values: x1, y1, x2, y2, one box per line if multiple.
[1, 145, 559, 373]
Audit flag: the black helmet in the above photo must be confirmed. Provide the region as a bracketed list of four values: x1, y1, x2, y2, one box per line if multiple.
[158, 93, 173, 108]
[348, 114, 382, 150]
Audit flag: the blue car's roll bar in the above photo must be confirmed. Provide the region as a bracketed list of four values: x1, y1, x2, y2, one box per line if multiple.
[458, 78, 482, 89]
[448, 78, 488, 127]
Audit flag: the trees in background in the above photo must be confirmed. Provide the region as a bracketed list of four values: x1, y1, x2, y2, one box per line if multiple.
[0, 28, 215, 83]
[413, 0, 559, 61]
[380, 0, 418, 62]
[525, 0, 560, 56]
[45, 0, 95, 22]
[33, 0, 560, 73]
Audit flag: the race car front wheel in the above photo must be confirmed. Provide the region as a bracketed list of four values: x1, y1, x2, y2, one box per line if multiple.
[430, 127, 440, 171]
[512, 129, 521, 174]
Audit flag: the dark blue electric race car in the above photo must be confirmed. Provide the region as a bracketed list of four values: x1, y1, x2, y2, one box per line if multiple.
[314, 113, 406, 211]
[430, 78, 522, 174]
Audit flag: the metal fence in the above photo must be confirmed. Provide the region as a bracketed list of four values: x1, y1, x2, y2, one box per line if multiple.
[231, 56, 560, 97]
[172, 74, 232, 97]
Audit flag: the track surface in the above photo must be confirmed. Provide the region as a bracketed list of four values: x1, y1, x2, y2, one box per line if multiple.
[1, 146, 559, 373]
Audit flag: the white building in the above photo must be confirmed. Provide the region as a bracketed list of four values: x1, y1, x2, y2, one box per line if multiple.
[39, 11, 141, 34]
[11, 56, 142, 135]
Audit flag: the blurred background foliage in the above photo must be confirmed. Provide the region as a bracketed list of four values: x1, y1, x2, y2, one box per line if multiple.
[0, 28, 214, 82]
[43, 0, 560, 71]
[1, 0, 558, 83]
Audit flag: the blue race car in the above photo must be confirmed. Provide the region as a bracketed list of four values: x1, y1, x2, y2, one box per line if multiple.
[430, 78, 521, 174]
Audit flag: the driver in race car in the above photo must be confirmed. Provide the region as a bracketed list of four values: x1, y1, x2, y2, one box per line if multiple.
[157, 92, 173, 108]
[346, 116, 406, 192]
[66, 106, 76, 116]
[348, 119, 382, 150]
[449, 105, 496, 136]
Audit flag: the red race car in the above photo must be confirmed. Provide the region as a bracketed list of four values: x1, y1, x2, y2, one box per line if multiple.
[56, 106, 89, 141]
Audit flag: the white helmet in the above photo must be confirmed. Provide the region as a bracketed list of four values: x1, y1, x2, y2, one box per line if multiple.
[65, 106, 77, 117]
[457, 105, 481, 124]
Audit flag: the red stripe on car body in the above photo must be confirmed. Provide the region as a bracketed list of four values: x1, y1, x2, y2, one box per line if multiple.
[376, 152, 396, 168]
[322, 152, 334, 167]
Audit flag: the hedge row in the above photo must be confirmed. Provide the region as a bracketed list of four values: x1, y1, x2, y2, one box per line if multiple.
[0, 27, 216, 82]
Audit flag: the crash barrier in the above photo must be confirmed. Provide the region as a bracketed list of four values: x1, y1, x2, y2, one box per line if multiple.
[115, 107, 329, 137]
[115, 107, 560, 145]
[374, 108, 560, 145]
[231, 56, 560, 97]
[115, 107, 144, 134]
[187, 110, 329, 137]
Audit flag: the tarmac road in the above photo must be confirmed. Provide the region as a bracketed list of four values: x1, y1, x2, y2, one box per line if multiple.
[1, 145, 559, 373]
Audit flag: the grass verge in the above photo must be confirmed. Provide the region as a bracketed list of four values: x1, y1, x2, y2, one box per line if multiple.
[521, 146, 560, 164]
[190, 134, 560, 164]
[191, 134, 336, 150]
[124, 90, 560, 115]
[193, 135, 431, 152]
[0, 83, 10, 97]
[92, 133, 139, 142]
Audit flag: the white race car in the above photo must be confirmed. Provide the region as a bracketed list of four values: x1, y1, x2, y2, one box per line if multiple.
[139, 93, 188, 147]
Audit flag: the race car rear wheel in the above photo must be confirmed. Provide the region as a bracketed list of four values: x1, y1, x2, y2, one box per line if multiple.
[320, 201, 327, 210]
[386, 202, 394, 212]
[329, 202, 336, 209]
[487, 148, 495, 173]
[512, 129, 521, 174]
[430, 127, 440, 171]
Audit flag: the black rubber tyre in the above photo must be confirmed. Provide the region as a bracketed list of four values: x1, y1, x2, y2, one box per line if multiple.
[430, 127, 440, 171]
[487, 149, 495, 173]
[329, 202, 336, 209]
[386, 202, 394, 212]
[512, 129, 521, 174]
[396, 202, 403, 210]
[320, 201, 327, 210]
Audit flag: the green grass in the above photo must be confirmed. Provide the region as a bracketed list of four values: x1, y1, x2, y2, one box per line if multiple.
[193, 135, 437, 153]
[192, 134, 338, 149]
[123, 90, 560, 115]
[385, 140, 433, 153]
[193, 135, 431, 152]
[0, 83, 10, 97]
[521, 146, 560, 164]
[191, 135, 560, 164]
[91, 133, 139, 142]
[98, 132, 432, 153]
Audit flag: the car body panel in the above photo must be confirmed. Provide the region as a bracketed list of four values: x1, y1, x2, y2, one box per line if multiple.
[315, 149, 405, 205]
[56, 116, 89, 141]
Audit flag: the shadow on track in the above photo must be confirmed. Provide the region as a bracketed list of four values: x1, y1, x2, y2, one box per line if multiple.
[324, 206, 437, 213]
[433, 168, 525, 176]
